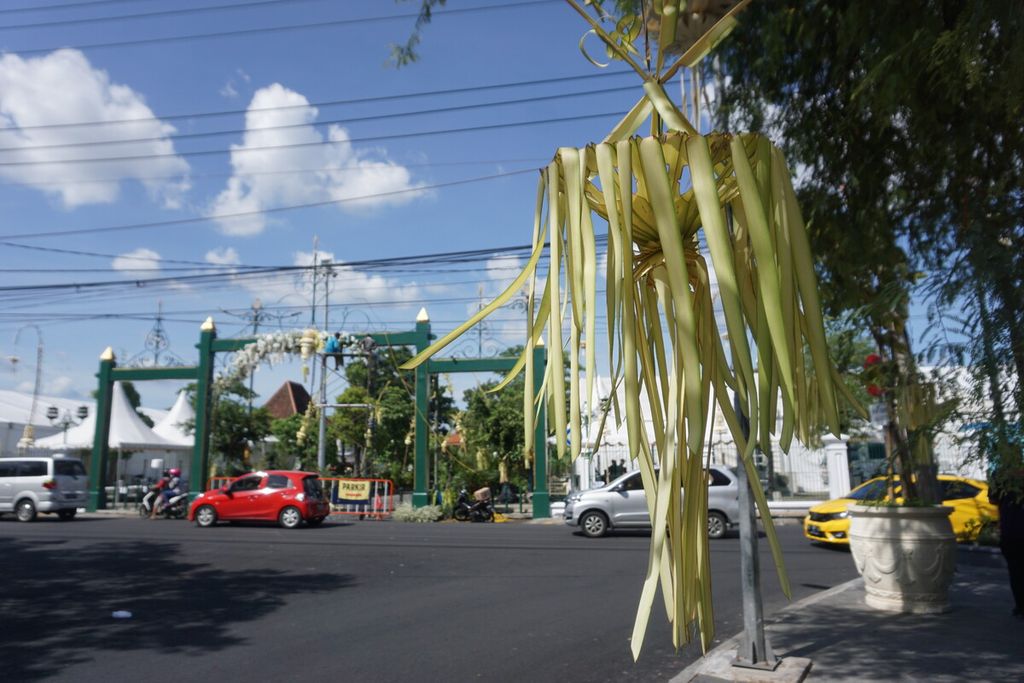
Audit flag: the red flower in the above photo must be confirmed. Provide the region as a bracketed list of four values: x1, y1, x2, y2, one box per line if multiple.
[866, 384, 883, 397]
[863, 353, 882, 369]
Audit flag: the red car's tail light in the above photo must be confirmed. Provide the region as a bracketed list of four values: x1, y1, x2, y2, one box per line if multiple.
[42, 479, 57, 489]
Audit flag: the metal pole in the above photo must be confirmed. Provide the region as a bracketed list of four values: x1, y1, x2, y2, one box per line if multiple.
[310, 238, 318, 328]
[431, 373, 439, 504]
[247, 299, 261, 414]
[317, 353, 327, 471]
[733, 391, 777, 670]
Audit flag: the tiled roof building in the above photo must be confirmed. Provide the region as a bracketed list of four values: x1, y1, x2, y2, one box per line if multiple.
[263, 381, 311, 419]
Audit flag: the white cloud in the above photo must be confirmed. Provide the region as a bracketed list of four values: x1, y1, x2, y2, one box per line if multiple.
[112, 247, 162, 275]
[229, 249, 430, 312]
[205, 246, 241, 265]
[0, 49, 190, 208]
[485, 255, 523, 285]
[46, 375, 73, 396]
[219, 81, 239, 99]
[208, 83, 424, 235]
[292, 249, 335, 266]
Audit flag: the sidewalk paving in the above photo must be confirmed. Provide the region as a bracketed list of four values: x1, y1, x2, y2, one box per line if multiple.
[674, 549, 1021, 683]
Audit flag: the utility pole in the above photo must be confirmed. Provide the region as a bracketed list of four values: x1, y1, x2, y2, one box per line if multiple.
[310, 236, 319, 328]
[317, 350, 328, 471]
[315, 256, 338, 472]
[732, 391, 779, 673]
[221, 298, 299, 413]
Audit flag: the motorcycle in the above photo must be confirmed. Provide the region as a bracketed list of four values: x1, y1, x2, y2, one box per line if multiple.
[453, 488, 494, 523]
[138, 486, 188, 519]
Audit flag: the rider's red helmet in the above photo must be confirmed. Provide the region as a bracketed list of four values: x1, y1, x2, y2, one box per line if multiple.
[169, 468, 181, 477]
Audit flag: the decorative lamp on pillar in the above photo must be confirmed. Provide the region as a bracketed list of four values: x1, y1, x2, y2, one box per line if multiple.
[299, 328, 319, 380]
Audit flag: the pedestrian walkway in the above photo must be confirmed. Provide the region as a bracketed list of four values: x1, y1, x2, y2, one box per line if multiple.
[674, 551, 1021, 682]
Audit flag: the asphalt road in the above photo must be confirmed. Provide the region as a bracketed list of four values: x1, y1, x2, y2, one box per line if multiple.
[0, 515, 858, 682]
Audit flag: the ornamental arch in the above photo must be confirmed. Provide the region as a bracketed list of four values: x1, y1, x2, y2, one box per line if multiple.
[87, 312, 550, 517]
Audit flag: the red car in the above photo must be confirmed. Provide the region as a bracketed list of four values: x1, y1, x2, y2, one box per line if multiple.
[189, 470, 330, 529]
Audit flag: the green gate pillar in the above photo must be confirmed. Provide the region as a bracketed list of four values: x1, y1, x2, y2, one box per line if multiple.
[191, 317, 217, 496]
[412, 309, 432, 507]
[530, 341, 550, 518]
[86, 347, 116, 511]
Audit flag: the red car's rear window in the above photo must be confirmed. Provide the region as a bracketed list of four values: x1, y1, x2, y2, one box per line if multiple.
[303, 476, 324, 499]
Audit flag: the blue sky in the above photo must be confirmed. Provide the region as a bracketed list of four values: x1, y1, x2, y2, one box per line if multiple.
[0, 0, 651, 410]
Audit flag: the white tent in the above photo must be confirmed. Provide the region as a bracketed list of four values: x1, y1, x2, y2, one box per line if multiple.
[0, 389, 90, 428]
[35, 382, 187, 451]
[152, 390, 194, 447]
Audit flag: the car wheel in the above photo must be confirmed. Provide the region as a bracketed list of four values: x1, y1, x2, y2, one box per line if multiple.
[306, 516, 325, 527]
[58, 509, 77, 521]
[15, 499, 37, 523]
[278, 506, 302, 529]
[707, 511, 727, 539]
[580, 510, 608, 538]
[194, 505, 217, 528]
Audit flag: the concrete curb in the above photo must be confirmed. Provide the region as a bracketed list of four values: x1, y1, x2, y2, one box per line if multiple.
[668, 578, 864, 683]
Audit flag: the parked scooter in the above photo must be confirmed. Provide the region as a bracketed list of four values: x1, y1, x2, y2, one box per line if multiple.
[138, 485, 188, 519]
[453, 488, 494, 523]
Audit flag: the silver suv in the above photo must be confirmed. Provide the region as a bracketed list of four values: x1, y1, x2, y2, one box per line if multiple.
[0, 455, 88, 522]
[563, 464, 740, 538]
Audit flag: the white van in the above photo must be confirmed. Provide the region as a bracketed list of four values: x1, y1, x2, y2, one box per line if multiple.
[0, 455, 88, 522]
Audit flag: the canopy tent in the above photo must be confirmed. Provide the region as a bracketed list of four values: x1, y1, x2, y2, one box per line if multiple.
[0, 389, 90, 428]
[152, 390, 194, 447]
[34, 382, 188, 451]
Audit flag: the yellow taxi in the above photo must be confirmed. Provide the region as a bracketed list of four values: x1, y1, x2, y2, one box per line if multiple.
[803, 474, 998, 545]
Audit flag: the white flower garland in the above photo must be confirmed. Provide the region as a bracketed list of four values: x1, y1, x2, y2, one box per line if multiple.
[214, 329, 361, 391]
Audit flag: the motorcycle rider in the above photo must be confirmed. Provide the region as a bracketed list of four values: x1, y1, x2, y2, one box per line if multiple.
[151, 468, 182, 518]
[145, 469, 170, 519]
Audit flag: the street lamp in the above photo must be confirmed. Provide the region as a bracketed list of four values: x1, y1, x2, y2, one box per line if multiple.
[13, 325, 43, 452]
[47, 404, 89, 445]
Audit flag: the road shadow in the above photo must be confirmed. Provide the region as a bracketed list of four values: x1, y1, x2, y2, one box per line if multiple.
[809, 541, 851, 552]
[0, 515, 115, 524]
[0, 536, 353, 680]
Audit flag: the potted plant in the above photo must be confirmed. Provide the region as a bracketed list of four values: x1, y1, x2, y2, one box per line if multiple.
[848, 332, 959, 613]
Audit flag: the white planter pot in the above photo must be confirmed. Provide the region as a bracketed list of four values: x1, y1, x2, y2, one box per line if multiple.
[848, 504, 956, 614]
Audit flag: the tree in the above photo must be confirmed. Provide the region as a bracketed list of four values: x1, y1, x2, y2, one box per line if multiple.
[460, 364, 529, 491]
[326, 345, 449, 485]
[183, 379, 271, 475]
[712, 0, 1024, 502]
[268, 413, 332, 472]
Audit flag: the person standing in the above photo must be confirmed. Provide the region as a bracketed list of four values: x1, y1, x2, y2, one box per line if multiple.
[991, 468, 1024, 618]
[324, 332, 342, 370]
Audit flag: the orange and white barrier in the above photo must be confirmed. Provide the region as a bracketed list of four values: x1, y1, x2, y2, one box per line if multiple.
[323, 477, 394, 519]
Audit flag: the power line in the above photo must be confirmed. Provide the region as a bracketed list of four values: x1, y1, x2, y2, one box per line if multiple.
[0, 85, 637, 154]
[0, 167, 542, 240]
[0, 240, 248, 266]
[0, 0, 322, 31]
[9, 0, 560, 56]
[0, 0, 149, 16]
[12, 157, 547, 187]
[0, 238, 556, 271]
[5, 70, 633, 133]
[0, 238, 565, 293]
[0, 265, 256, 273]
[0, 111, 621, 168]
